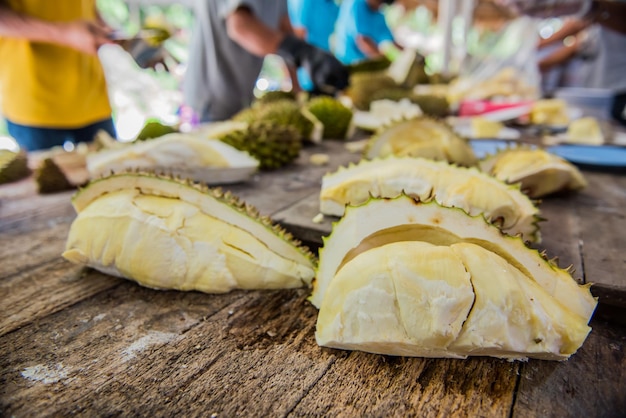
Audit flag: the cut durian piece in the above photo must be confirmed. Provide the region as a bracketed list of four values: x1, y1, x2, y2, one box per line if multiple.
[311, 195, 597, 326]
[352, 99, 422, 132]
[363, 117, 477, 166]
[86, 132, 259, 184]
[63, 172, 316, 293]
[565, 116, 604, 145]
[0, 150, 30, 184]
[530, 99, 570, 126]
[316, 238, 592, 360]
[320, 157, 540, 242]
[471, 117, 504, 138]
[35, 157, 76, 194]
[479, 147, 587, 198]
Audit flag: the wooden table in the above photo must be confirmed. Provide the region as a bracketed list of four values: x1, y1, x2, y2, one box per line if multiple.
[1, 139, 625, 417]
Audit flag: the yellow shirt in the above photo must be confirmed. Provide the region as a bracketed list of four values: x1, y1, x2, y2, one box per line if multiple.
[0, 0, 112, 127]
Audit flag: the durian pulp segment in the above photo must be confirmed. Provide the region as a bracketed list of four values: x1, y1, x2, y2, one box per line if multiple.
[365, 118, 477, 166]
[448, 243, 591, 360]
[486, 149, 587, 197]
[312, 196, 596, 323]
[63, 189, 314, 292]
[566, 117, 604, 145]
[316, 241, 474, 358]
[319, 157, 539, 242]
[316, 240, 590, 359]
[71, 173, 314, 273]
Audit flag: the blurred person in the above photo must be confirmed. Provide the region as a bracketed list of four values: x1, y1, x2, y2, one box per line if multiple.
[288, 0, 340, 92]
[0, 0, 116, 151]
[183, 0, 349, 123]
[333, 0, 401, 65]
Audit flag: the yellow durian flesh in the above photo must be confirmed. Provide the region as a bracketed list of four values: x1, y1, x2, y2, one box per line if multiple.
[64, 173, 316, 293]
[316, 241, 474, 358]
[320, 157, 540, 242]
[312, 196, 596, 324]
[316, 239, 591, 360]
[364, 118, 477, 166]
[480, 148, 587, 198]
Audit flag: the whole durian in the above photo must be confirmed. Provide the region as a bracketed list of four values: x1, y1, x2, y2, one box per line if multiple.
[0, 150, 30, 184]
[344, 71, 397, 110]
[305, 96, 353, 139]
[255, 90, 297, 105]
[218, 121, 302, 170]
[232, 99, 322, 143]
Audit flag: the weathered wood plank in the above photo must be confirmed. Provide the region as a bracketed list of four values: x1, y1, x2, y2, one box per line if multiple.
[513, 317, 626, 418]
[291, 352, 519, 417]
[0, 263, 122, 337]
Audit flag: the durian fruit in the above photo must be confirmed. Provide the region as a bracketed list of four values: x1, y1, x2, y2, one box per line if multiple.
[86, 132, 259, 184]
[344, 71, 397, 110]
[233, 99, 323, 143]
[530, 99, 569, 126]
[320, 156, 541, 242]
[136, 121, 178, 141]
[305, 96, 354, 139]
[363, 116, 478, 167]
[565, 116, 604, 145]
[63, 172, 316, 293]
[471, 117, 504, 138]
[385, 48, 428, 88]
[346, 56, 392, 75]
[217, 121, 302, 170]
[0, 149, 30, 184]
[256, 90, 297, 105]
[369, 88, 450, 117]
[352, 98, 423, 132]
[313, 196, 597, 360]
[479, 146, 587, 198]
[35, 157, 75, 194]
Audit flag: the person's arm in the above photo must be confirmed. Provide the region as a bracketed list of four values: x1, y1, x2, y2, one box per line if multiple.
[225, 7, 284, 56]
[0, 1, 111, 55]
[537, 17, 590, 48]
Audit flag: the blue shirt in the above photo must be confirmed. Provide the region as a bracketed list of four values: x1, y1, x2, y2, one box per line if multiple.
[334, 0, 394, 65]
[288, 0, 339, 90]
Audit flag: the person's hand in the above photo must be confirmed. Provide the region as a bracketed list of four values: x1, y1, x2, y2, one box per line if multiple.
[60, 20, 113, 55]
[277, 35, 349, 94]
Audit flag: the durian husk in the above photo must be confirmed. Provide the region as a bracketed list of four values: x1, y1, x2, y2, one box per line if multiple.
[363, 116, 478, 167]
[479, 146, 587, 198]
[0, 150, 30, 184]
[35, 157, 75, 194]
[305, 96, 354, 140]
[320, 156, 541, 242]
[218, 121, 302, 170]
[63, 171, 317, 293]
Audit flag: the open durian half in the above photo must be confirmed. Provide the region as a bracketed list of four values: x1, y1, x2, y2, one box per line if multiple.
[87, 132, 259, 185]
[313, 195, 597, 360]
[479, 146, 587, 198]
[63, 172, 316, 293]
[363, 116, 477, 167]
[320, 156, 541, 243]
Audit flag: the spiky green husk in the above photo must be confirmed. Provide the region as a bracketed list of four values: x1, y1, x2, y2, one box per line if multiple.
[346, 57, 392, 75]
[218, 121, 301, 170]
[0, 150, 30, 184]
[136, 121, 178, 141]
[256, 90, 297, 105]
[305, 96, 353, 139]
[344, 71, 398, 110]
[232, 99, 314, 142]
[35, 158, 75, 194]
